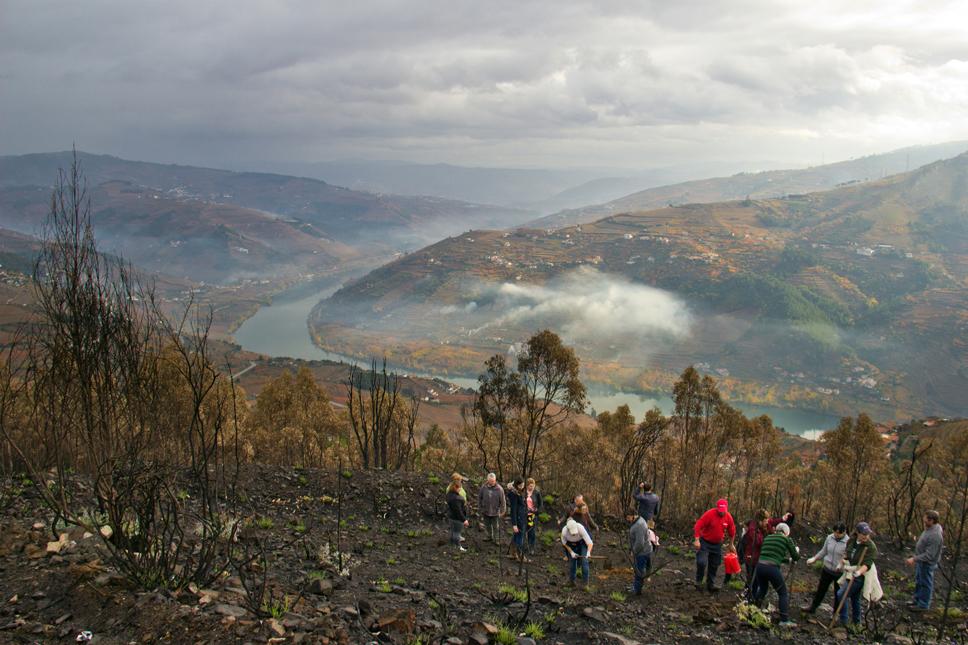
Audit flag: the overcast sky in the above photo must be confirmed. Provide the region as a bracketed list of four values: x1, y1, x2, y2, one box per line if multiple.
[2, 0, 967, 170]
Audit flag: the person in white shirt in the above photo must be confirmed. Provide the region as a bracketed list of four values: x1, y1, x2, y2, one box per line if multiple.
[561, 508, 594, 585]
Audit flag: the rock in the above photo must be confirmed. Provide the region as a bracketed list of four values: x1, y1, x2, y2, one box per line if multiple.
[537, 595, 559, 605]
[309, 578, 333, 596]
[341, 606, 359, 617]
[468, 634, 489, 645]
[31, 590, 46, 600]
[886, 636, 914, 645]
[374, 608, 415, 635]
[24, 544, 45, 559]
[7, 595, 17, 604]
[99, 525, 113, 539]
[582, 606, 608, 623]
[445, 638, 462, 645]
[31, 522, 45, 530]
[267, 618, 285, 637]
[517, 638, 537, 645]
[603, 632, 642, 645]
[54, 613, 72, 625]
[212, 603, 248, 618]
[197, 589, 220, 605]
[471, 622, 499, 636]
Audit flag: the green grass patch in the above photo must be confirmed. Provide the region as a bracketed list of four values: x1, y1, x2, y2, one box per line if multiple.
[727, 578, 745, 590]
[497, 583, 528, 603]
[610, 591, 627, 602]
[256, 517, 274, 530]
[537, 512, 552, 523]
[542, 495, 555, 506]
[376, 579, 392, 593]
[524, 621, 546, 640]
[495, 624, 517, 645]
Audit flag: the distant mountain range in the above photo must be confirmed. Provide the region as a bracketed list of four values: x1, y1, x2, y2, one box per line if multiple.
[531, 141, 968, 228]
[0, 152, 536, 283]
[311, 152, 968, 419]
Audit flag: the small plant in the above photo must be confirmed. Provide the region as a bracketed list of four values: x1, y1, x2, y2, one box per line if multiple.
[289, 519, 307, 534]
[610, 591, 627, 602]
[393, 576, 406, 586]
[261, 594, 291, 619]
[341, 470, 353, 479]
[296, 474, 309, 486]
[428, 474, 440, 485]
[256, 517, 274, 530]
[727, 578, 745, 590]
[524, 621, 546, 640]
[376, 579, 392, 593]
[406, 529, 418, 538]
[541, 532, 556, 547]
[666, 545, 681, 555]
[734, 601, 771, 629]
[498, 583, 528, 603]
[495, 624, 516, 645]
[428, 598, 440, 610]
[386, 557, 398, 565]
[307, 570, 327, 581]
[358, 524, 370, 532]
[546, 563, 561, 576]
[537, 512, 551, 523]
[176, 489, 190, 501]
[487, 558, 499, 566]
[542, 495, 555, 505]
[339, 519, 348, 529]
[620, 624, 635, 637]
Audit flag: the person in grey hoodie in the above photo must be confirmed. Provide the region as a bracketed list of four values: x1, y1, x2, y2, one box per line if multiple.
[477, 473, 506, 543]
[626, 508, 654, 595]
[906, 510, 943, 610]
[802, 521, 849, 614]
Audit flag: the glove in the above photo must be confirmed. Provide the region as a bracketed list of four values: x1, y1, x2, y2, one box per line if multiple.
[795, 546, 800, 555]
[807, 557, 816, 565]
[570, 552, 578, 559]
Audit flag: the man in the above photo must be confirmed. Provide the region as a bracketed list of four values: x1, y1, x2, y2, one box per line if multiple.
[906, 510, 943, 611]
[750, 522, 799, 627]
[633, 483, 660, 528]
[477, 473, 506, 543]
[693, 498, 736, 592]
[626, 508, 653, 595]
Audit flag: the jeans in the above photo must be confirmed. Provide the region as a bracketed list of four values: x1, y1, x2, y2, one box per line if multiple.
[632, 553, 652, 593]
[483, 515, 500, 542]
[696, 538, 723, 588]
[450, 520, 464, 547]
[809, 568, 841, 611]
[836, 574, 864, 624]
[751, 563, 789, 621]
[914, 562, 937, 609]
[512, 526, 524, 552]
[568, 542, 589, 582]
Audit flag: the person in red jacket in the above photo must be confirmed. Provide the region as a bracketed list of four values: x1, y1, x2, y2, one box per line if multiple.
[693, 498, 736, 592]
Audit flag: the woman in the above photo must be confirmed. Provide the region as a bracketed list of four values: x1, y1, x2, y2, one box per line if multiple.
[506, 479, 528, 561]
[561, 508, 594, 585]
[446, 478, 469, 552]
[525, 478, 543, 555]
[739, 508, 793, 591]
[802, 522, 848, 614]
[835, 522, 877, 631]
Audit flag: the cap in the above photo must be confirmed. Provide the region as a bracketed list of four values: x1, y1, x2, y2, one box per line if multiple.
[775, 522, 790, 536]
[856, 521, 873, 535]
[716, 499, 728, 513]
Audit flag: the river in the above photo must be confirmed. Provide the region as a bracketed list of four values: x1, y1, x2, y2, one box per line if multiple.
[234, 283, 840, 438]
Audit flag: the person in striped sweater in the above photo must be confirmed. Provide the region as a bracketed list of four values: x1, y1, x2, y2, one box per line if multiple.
[750, 522, 800, 627]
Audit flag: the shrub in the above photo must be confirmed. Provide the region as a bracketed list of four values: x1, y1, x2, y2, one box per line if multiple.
[727, 578, 745, 590]
[495, 624, 516, 645]
[256, 517, 274, 530]
[610, 591, 627, 602]
[734, 602, 771, 629]
[543, 495, 555, 506]
[537, 512, 551, 523]
[524, 621, 546, 640]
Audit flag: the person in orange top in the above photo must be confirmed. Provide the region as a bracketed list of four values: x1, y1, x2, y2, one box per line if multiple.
[693, 498, 737, 592]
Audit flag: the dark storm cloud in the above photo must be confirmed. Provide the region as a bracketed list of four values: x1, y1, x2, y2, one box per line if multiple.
[1, 0, 967, 168]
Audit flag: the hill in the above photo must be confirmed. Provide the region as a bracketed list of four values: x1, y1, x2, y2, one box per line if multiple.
[310, 154, 968, 418]
[531, 141, 968, 229]
[0, 152, 536, 283]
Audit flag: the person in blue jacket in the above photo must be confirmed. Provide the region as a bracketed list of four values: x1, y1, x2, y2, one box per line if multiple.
[507, 478, 529, 562]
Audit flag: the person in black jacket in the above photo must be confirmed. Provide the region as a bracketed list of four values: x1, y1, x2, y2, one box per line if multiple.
[507, 479, 528, 561]
[446, 480, 469, 552]
[525, 478, 543, 555]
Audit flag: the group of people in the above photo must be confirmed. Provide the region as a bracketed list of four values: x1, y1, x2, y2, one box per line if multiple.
[446, 474, 945, 630]
[688, 498, 945, 630]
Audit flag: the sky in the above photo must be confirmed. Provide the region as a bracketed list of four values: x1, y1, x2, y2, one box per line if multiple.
[2, 0, 968, 170]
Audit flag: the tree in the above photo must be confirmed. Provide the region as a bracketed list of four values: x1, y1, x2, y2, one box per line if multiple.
[474, 354, 523, 480]
[516, 330, 586, 478]
[345, 358, 420, 470]
[820, 413, 889, 526]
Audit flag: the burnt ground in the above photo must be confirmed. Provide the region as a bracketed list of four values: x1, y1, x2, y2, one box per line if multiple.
[0, 467, 965, 644]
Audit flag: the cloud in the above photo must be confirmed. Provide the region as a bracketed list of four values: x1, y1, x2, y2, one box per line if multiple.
[471, 267, 692, 349]
[2, 0, 968, 169]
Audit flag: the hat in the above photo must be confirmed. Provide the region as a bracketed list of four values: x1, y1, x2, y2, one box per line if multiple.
[856, 521, 873, 535]
[716, 499, 728, 513]
[775, 522, 790, 536]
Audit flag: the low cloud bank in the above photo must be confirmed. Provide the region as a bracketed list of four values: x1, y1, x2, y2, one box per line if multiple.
[471, 267, 692, 348]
